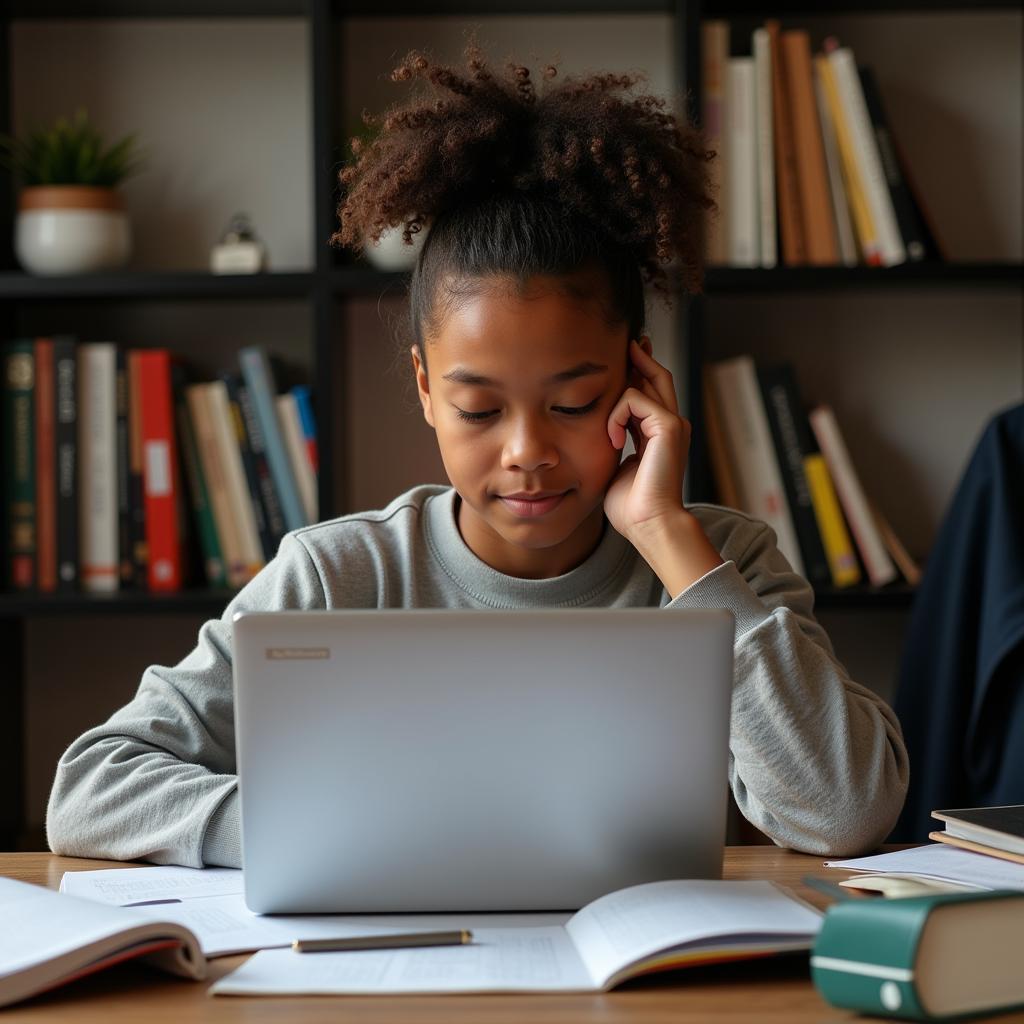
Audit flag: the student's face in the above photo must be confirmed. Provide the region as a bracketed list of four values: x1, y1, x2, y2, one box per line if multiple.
[412, 272, 651, 579]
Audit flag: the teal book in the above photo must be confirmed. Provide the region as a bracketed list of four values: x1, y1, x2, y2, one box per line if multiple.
[811, 889, 1024, 1020]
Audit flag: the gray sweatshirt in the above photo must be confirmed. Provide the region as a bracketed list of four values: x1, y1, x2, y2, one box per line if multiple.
[46, 484, 909, 868]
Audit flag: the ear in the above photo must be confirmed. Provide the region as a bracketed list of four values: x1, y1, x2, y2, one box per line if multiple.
[411, 344, 436, 429]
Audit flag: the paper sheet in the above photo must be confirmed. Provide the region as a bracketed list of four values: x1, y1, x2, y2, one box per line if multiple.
[826, 844, 1024, 890]
[131, 895, 568, 958]
[210, 927, 594, 995]
[59, 866, 244, 905]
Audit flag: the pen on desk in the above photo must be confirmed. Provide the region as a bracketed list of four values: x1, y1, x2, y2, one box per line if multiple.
[123, 898, 184, 907]
[292, 929, 474, 953]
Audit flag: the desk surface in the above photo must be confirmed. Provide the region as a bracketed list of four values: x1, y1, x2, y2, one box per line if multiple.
[0, 848, 876, 1023]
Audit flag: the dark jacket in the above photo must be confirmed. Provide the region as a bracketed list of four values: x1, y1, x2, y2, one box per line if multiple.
[893, 403, 1024, 840]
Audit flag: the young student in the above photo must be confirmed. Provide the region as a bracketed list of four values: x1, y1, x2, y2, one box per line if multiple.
[46, 48, 908, 869]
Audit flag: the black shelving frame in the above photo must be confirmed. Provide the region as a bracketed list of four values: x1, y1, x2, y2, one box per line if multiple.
[1, 0, 1022, 849]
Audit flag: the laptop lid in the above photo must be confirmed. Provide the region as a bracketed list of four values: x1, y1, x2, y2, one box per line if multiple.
[233, 607, 734, 913]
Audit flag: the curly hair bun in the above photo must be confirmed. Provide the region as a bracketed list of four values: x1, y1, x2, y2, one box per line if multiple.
[333, 42, 715, 298]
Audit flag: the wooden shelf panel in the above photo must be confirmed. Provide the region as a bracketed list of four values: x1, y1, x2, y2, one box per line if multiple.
[6, 1, 307, 17]
[815, 584, 917, 609]
[0, 270, 316, 301]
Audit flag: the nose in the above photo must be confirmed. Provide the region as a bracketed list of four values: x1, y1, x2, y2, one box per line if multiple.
[500, 413, 560, 472]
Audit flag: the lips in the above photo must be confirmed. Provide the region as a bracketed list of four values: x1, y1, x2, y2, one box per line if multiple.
[498, 491, 568, 518]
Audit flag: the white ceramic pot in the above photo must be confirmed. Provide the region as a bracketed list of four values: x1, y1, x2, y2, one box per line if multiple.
[363, 223, 426, 272]
[15, 185, 132, 275]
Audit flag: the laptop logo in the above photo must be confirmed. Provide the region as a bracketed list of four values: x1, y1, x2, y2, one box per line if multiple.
[265, 647, 330, 660]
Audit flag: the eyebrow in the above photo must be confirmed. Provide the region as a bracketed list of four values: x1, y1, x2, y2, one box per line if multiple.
[440, 361, 609, 387]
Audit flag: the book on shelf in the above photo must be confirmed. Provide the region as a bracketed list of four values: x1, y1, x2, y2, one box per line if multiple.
[701, 18, 938, 270]
[757, 364, 831, 588]
[930, 805, 1024, 866]
[706, 356, 805, 576]
[781, 29, 839, 266]
[1, 337, 318, 596]
[803, 423, 861, 589]
[3, 340, 35, 590]
[807, 405, 898, 588]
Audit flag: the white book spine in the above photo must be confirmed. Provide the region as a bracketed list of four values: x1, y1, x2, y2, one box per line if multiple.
[205, 381, 264, 576]
[78, 343, 118, 592]
[276, 394, 318, 524]
[827, 48, 906, 267]
[813, 63, 858, 267]
[710, 357, 805, 576]
[725, 58, 759, 268]
[752, 29, 777, 269]
[808, 406, 897, 587]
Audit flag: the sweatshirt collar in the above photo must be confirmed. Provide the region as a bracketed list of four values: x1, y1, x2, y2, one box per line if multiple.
[424, 487, 634, 609]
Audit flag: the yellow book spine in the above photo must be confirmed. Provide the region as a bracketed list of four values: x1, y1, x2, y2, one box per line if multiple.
[815, 54, 879, 266]
[804, 453, 861, 587]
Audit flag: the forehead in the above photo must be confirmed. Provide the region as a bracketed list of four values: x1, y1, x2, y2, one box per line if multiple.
[428, 275, 627, 382]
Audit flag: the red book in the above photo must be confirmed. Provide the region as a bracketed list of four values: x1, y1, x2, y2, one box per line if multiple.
[137, 350, 184, 591]
[34, 338, 58, 591]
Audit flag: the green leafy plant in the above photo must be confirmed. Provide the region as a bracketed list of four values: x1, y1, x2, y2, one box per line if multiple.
[0, 109, 144, 188]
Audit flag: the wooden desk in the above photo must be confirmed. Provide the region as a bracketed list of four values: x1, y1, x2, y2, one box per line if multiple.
[0, 848, 871, 1022]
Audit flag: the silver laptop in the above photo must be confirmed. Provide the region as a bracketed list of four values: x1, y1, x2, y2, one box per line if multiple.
[232, 607, 735, 914]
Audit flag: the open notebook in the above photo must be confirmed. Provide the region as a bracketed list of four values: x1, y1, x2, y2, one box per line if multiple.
[0, 877, 205, 1009]
[212, 880, 823, 996]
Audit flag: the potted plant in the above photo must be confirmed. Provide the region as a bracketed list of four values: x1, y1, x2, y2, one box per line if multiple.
[0, 109, 144, 275]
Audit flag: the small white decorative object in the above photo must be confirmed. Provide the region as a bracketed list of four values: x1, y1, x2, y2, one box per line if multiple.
[211, 212, 267, 274]
[16, 186, 131, 275]
[363, 223, 426, 271]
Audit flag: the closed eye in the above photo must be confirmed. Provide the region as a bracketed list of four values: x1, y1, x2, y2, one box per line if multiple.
[454, 397, 601, 424]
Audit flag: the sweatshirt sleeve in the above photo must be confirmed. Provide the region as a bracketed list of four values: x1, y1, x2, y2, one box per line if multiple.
[668, 512, 910, 857]
[45, 533, 326, 869]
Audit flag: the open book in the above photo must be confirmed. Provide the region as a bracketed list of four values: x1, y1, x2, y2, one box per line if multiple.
[0, 877, 205, 1009]
[212, 880, 822, 996]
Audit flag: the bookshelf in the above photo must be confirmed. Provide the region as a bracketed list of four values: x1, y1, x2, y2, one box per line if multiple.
[1, 2, 1021, 850]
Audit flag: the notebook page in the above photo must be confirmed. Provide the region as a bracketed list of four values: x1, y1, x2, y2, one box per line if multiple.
[131, 894, 568, 958]
[825, 844, 1024, 890]
[211, 927, 594, 995]
[564, 880, 822, 988]
[60, 866, 243, 905]
[0, 878, 190, 978]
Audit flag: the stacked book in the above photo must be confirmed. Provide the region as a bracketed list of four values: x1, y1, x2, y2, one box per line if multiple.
[703, 356, 920, 591]
[2, 339, 318, 595]
[702, 19, 944, 268]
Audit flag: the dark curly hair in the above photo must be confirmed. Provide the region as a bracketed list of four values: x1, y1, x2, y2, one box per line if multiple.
[332, 42, 715, 363]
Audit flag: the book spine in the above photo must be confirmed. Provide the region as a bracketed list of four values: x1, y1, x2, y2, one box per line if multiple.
[752, 28, 777, 269]
[709, 357, 805, 576]
[276, 393, 318, 524]
[781, 30, 839, 265]
[34, 338, 57, 592]
[870, 501, 922, 587]
[78, 343, 119, 593]
[803, 451, 861, 588]
[857, 65, 931, 263]
[3, 340, 36, 590]
[701, 367, 742, 510]
[812, 59, 859, 267]
[827, 46, 906, 267]
[173, 371, 227, 589]
[115, 348, 134, 589]
[205, 380, 264, 581]
[238, 346, 307, 531]
[291, 385, 319, 475]
[757, 365, 831, 588]
[808, 405, 897, 587]
[53, 336, 78, 591]
[726, 57, 759, 268]
[126, 351, 148, 588]
[237, 382, 286, 553]
[767, 19, 806, 266]
[815, 52, 880, 266]
[186, 383, 248, 589]
[138, 350, 184, 592]
[701, 20, 730, 266]
[221, 373, 275, 562]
